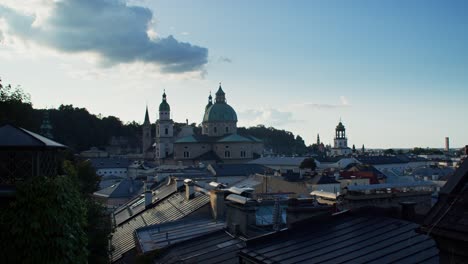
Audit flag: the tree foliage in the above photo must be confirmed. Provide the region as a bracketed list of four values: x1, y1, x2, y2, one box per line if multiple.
[63, 159, 111, 263]
[299, 158, 317, 170]
[0, 175, 88, 264]
[410, 147, 443, 155]
[238, 125, 307, 155]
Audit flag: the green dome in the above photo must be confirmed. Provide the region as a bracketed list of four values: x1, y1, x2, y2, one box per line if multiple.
[203, 103, 237, 122]
[336, 121, 345, 131]
[159, 92, 170, 111]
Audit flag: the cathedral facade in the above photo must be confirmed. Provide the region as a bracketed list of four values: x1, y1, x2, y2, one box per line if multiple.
[142, 85, 263, 165]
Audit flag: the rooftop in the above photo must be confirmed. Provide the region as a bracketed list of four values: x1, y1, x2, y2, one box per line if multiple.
[240, 214, 439, 264]
[0, 123, 66, 149]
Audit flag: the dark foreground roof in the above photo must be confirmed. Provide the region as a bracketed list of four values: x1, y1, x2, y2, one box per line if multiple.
[240, 215, 439, 264]
[420, 159, 468, 242]
[0, 124, 66, 149]
[156, 229, 243, 264]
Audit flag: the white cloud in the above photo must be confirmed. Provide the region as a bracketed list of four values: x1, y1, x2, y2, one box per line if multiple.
[0, 0, 208, 74]
[298, 96, 351, 109]
[238, 108, 299, 127]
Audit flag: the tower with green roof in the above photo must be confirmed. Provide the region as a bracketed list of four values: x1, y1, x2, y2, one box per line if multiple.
[155, 91, 174, 161]
[202, 84, 238, 137]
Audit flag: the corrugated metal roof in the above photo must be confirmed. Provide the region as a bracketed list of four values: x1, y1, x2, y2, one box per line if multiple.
[110, 192, 210, 262]
[240, 215, 439, 264]
[156, 229, 244, 264]
[135, 219, 225, 253]
[113, 181, 177, 226]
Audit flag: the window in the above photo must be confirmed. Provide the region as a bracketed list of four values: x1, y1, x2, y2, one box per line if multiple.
[225, 127, 229, 133]
[184, 151, 190, 158]
[225, 151, 231, 158]
[241, 150, 246, 158]
[225, 145, 229, 148]
[214, 127, 217, 133]
[165, 128, 168, 135]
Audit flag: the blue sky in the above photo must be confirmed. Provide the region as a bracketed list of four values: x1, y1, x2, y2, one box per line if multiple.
[1, 0, 467, 148]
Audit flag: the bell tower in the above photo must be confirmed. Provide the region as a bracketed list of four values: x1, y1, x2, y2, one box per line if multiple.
[155, 91, 174, 161]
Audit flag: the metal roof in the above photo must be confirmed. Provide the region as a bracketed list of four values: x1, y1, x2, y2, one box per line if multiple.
[156, 229, 244, 264]
[113, 181, 177, 226]
[110, 191, 210, 262]
[420, 159, 468, 242]
[0, 124, 66, 149]
[209, 163, 268, 177]
[135, 219, 225, 253]
[249, 157, 308, 166]
[346, 181, 436, 191]
[93, 178, 143, 199]
[240, 215, 439, 264]
[88, 158, 132, 169]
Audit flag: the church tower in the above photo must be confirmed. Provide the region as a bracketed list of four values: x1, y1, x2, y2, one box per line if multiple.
[155, 91, 174, 161]
[332, 120, 352, 156]
[334, 120, 348, 148]
[142, 106, 152, 156]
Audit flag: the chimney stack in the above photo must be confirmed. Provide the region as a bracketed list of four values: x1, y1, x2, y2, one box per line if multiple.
[145, 182, 152, 208]
[210, 190, 226, 221]
[184, 179, 194, 200]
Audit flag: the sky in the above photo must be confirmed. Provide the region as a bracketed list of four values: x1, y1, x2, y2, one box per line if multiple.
[1, 0, 467, 148]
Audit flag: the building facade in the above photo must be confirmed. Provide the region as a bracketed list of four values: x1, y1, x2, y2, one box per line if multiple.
[144, 85, 263, 165]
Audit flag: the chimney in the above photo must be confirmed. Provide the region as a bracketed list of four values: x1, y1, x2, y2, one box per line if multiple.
[145, 182, 152, 208]
[225, 199, 256, 236]
[184, 179, 194, 200]
[210, 189, 226, 221]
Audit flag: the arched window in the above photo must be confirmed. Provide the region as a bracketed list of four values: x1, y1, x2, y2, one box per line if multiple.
[165, 128, 168, 135]
[224, 151, 230, 158]
[225, 127, 229, 133]
[214, 127, 217, 134]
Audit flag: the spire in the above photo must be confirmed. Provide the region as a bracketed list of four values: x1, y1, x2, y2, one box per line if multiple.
[215, 83, 226, 103]
[144, 105, 150, 125]
[205, 91, 213, 110]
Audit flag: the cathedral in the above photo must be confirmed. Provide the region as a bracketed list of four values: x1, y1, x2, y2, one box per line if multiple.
[142, 85, 264, 165]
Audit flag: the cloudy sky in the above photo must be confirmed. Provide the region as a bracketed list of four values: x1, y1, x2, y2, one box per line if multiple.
[1, 0, 467, 148]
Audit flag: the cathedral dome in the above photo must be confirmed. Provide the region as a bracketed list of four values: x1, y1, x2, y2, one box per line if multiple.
[202, 85, 237, 122]
[203, 103, 237, 122]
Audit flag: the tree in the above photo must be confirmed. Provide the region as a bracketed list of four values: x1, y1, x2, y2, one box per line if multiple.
[63, 160, 111, 263]
[299, 158, 317, 170]
[384, 149, 395, 155]
[0, 176, 88, 263]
